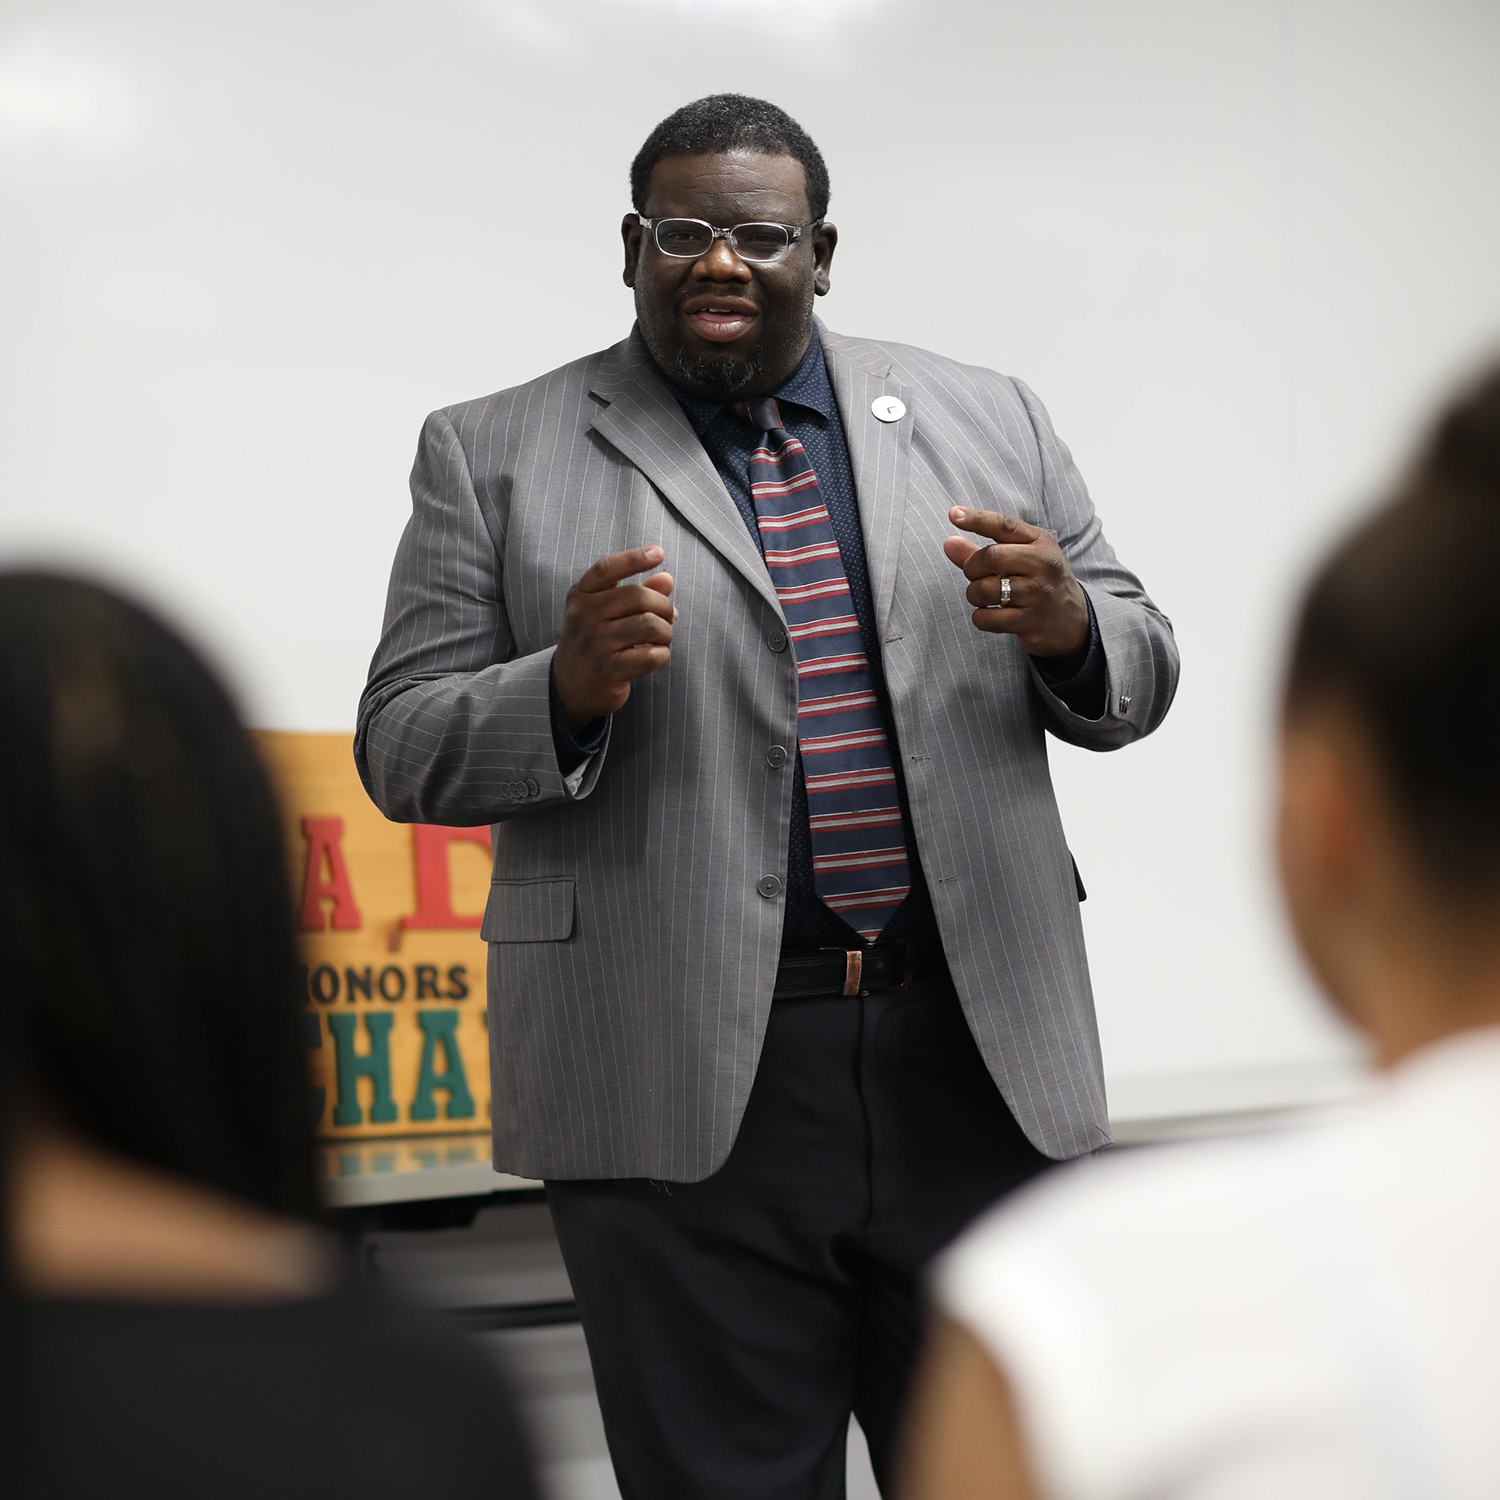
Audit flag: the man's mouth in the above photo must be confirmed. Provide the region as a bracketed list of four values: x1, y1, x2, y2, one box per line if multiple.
[683, 298, 759, 344]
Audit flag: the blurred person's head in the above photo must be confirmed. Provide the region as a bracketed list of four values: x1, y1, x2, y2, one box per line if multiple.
[0, 576, 322, 1465]
[0, 574, 317, 1211]
[1279, 363, 1500, 1063]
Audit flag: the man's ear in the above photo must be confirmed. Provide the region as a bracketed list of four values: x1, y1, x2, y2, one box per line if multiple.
[813, 221, 838, 297]
[622, 214, 642, 288]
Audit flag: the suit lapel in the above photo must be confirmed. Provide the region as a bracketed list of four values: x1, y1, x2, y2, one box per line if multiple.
[820, 325, 911, 641]
[589, 333, 781, 616]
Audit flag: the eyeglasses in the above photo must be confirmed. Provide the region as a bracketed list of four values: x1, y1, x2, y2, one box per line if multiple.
[636, 215, 820, 266]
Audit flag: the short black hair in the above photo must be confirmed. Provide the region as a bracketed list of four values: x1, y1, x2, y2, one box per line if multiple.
[1287, 361, 1500, 897]
[631, 94, 830, 221]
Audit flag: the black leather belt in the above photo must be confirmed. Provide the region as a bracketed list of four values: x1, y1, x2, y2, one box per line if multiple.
[772, 941, 945, 1001]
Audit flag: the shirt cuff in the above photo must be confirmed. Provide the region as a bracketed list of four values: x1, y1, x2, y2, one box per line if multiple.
[549, 662, 609, 776]
[1033, 592, 1106, 720]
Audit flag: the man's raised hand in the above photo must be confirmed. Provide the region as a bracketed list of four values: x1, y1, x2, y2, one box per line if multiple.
[942, 508, 1090, 670]
[553, 545, 676, 732]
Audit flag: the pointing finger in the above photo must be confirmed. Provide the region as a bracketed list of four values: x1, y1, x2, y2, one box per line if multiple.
[577, 546, 665, 593]
[948, 507, 1042, 545]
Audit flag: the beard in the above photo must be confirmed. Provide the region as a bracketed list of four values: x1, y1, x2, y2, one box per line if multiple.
[635, 278, 816, 401]
[669, 344, 765, 398]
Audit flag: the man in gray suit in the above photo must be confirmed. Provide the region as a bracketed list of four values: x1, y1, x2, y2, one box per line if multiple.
[357, 94, 1177, 1500]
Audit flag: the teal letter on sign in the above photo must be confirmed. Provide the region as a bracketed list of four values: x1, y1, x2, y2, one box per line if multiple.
[409, 1009, 476, 1121]
[328, 1012, 399, 1126]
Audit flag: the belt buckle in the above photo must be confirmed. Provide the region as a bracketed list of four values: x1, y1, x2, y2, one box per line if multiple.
[841, 948, 862, 997]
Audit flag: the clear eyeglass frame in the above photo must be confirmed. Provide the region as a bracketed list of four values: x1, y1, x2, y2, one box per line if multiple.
[636, 215, 822, 266]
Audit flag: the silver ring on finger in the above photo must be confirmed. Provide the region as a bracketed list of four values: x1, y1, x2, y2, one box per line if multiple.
[999, 577, 1013, 608]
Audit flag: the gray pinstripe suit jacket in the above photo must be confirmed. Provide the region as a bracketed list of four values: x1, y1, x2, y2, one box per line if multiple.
[355, 322, 1178, 1180]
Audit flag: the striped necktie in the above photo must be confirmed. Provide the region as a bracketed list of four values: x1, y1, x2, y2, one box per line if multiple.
[736, 396, 911, 943]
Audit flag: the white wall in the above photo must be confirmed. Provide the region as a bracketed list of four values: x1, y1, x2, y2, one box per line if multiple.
[4, 0, 1499, 1113]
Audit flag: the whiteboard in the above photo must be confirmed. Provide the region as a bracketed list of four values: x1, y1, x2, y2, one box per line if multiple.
[4, 0, 1498, 1119]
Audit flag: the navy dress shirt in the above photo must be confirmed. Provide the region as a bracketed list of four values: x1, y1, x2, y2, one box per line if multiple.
[551, 329, 1105, 951]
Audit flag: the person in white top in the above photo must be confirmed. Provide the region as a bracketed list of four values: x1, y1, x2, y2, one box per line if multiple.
[897, 360, 1500, 1500]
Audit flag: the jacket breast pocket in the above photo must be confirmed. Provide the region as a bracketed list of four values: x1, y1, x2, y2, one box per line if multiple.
[480, 877, 575, 942]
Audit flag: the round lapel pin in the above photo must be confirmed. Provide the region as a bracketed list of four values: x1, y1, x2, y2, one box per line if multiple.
[871, 395, 906, 423]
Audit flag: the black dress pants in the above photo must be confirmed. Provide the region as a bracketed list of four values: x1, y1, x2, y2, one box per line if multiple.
[545, 971, 1050, 1500]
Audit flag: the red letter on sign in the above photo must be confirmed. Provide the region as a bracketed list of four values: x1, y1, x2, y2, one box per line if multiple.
[403, 825, 492, 931]
[298, 816, 364, 932]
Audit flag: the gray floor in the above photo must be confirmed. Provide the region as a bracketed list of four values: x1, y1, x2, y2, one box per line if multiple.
[363, 1198, 881, 1500]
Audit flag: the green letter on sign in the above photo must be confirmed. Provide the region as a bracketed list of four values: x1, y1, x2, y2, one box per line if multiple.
[328, 1013, 399, 1126]
[409, 1009, 476, 1121]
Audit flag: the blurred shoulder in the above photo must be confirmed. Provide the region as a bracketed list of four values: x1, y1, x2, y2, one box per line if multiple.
[931, 1127, 1344, 1500]
[964, 1027, 1500, 1284]
[30, 1286, 540, 1500]
[940, 1123, 1336, 1316]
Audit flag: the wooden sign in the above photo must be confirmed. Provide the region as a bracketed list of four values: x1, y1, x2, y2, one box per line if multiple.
[258, 731, 492, 1141]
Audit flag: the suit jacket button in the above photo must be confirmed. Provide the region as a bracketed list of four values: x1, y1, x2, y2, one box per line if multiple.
[757, 875, 783, 898]
[766, 627, 789, 653]
[525, 778, 540, 796]
[766, 745, 788, 768]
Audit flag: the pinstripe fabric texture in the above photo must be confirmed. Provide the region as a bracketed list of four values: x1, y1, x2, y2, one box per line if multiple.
[355, 321, 1180, 1180]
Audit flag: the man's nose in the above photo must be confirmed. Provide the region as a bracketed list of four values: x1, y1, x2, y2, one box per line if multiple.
[692, 237, 752, 280]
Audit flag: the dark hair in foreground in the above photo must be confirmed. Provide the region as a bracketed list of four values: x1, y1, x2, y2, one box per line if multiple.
[1286, 362, 1500, 895]
[0, 576, 319, 1471]
[631, 93, 831, 220]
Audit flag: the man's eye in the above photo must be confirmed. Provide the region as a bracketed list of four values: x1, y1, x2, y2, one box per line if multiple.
[658, 223, 711, 252]
[737, 229, 788, 254]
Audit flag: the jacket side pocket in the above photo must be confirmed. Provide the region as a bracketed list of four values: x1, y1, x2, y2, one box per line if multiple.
[480, 877, 575, 942]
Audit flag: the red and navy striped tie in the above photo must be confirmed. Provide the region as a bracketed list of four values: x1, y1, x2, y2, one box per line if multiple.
[737, 396, 911, 943]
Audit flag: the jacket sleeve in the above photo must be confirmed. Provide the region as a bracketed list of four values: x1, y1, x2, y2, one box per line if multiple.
[1012, 378, 1180, 751]
[354, 408, 610, 825]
